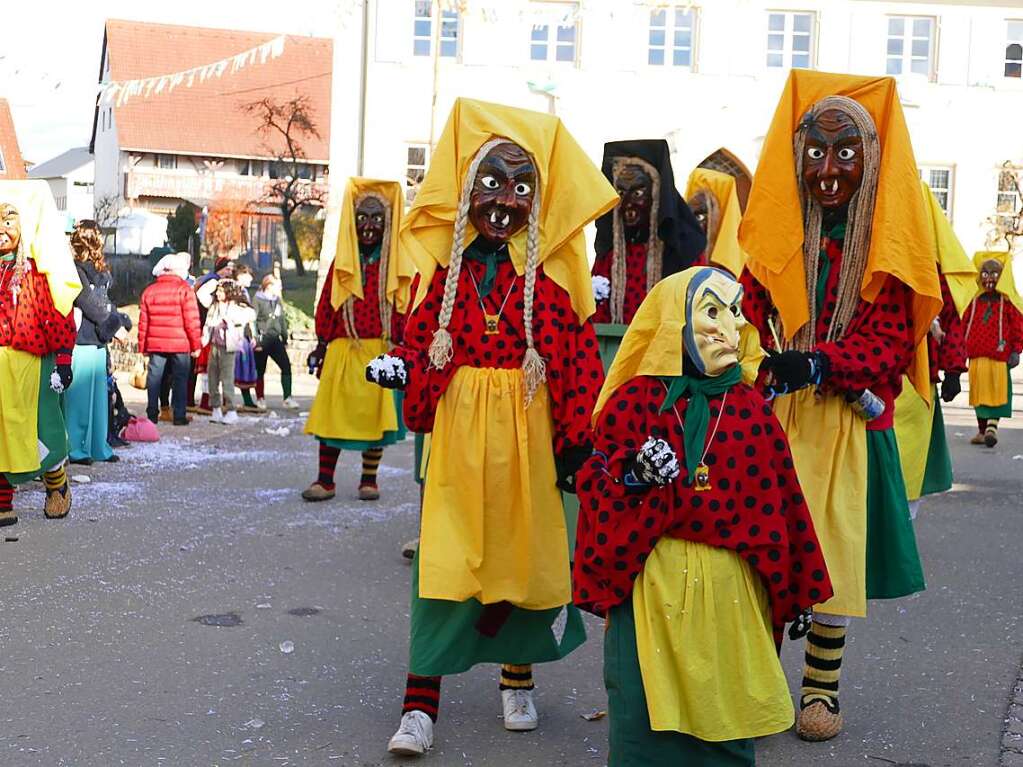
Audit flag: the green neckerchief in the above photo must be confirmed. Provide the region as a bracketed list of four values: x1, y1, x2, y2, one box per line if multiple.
[981, 291, 999, 323]
[658, 365, 743, 482]
[463, 239, 510, 299]
[359, 245, 381, 288]
[815, 221, 846, 316]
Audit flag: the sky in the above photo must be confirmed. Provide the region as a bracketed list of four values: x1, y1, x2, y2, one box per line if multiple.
[4, 1, 341, 164]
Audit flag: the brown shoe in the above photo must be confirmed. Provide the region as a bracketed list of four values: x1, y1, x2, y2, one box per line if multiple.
[358, 485, 381, 501]
[301, 482, 335, 502]
[158, 406, 173, 423]
[970, 432, 986, 445]
[984, 425, 998, 447]
[796, 699, 843, 742]
[44, 481, 72, 519]
[0, 509, 18, 527]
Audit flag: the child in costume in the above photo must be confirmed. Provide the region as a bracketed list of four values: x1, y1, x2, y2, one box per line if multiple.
[366, 98, 618, 756]
[738, 71, 941, 741]
[202, 279, 255, 425]
[685, 167, 746, 277]
[591, 140, 706, 325]
[963, 251, 1023, 447]
[0, 181, 82, 525]
[575, 266, 832, 767]
[303, 179, 415, 502]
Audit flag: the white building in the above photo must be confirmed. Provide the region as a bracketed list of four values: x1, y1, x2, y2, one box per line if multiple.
[27, 147, 95, 225]
[325, 0, 1023, 272]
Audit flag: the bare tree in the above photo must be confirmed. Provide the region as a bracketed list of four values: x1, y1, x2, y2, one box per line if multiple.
[242, 95, 325, 276]
[94, 194, 123, 254]
[987, 162, 1023, 252]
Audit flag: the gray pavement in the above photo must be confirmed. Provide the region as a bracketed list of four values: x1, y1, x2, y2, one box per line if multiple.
[1, 377, 1021, 766]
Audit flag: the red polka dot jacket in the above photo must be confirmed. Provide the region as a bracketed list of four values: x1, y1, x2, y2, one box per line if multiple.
[0, 259, 76, 356]
[591, 244, 708, 325]
[315, 259, 408, 343]
[391, 258, 604, 461]
[573, 376, 833, 639]
[741, 236, 916, 431]
[963, 290, 1023, 362]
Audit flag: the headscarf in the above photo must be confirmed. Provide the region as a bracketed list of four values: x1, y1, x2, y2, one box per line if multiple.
[594, 140, 706, 323]
[0, 180, 81, 315]
[684, 167, 745, 277]
[593, 267, 765, 424]
[739, 70, 941, 398]
[971, 250, 1023, 314]
[920, 180, 976, 318]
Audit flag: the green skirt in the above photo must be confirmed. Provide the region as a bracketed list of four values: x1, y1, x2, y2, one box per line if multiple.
[865, 428, 926, 599]
[920, 399, 953, 497]
[975, 366, 1013, 419]
[408, 549, 585, 677]
[605, 599, 755, 767]
[318, 391, 406, 451]
[4, 354, 69, 485]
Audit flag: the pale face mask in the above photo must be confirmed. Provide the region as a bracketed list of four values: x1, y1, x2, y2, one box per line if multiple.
[683, 268, 746, 377]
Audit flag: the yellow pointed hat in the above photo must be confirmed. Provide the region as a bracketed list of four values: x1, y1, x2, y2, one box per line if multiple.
[0, 179, 81, 315]
[972, 250, 1023, 314]
[593, 266, 764, 422]
[919, 180, 976, 318]
[329, 177, 415, 313]
[685, 167, 745, 277]
[400, 98, 619, 322]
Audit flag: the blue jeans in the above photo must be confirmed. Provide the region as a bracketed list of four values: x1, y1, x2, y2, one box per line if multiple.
[147, 352, 190, 422]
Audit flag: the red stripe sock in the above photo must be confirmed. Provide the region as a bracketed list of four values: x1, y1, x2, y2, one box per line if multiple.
[402, 674, 441, 722]
[0, 476, 13, 511]
[317, 443, 341, 489]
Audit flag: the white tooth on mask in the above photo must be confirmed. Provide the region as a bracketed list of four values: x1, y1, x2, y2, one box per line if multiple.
[831, 180, 838, 193]
[820, 181, 828, 192]
[489, 211, 498, 224]
[501, 214, 510, 227]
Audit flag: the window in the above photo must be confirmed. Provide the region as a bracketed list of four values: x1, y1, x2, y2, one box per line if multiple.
[997, 168, 1021, 226]
[886, 16, 935, 78]
[530, 3, 579, 64]
[413, 1, 459, 58]
[766, 12, 815, 70]
[1006, 21, 1023, 78]
[919, 165, 954, 217]
[156, 154, 178, 170]
[405, 144, 430, 204]
[649, 7, 696, 68]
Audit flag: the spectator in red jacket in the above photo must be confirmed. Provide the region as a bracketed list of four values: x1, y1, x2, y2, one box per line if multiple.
[139, 253, 201, 425]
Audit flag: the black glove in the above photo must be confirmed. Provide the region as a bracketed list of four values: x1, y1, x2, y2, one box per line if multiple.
[52, 356, 73, 393]
[365, 354, 408, 390]
[939, 372, 961, 403]
[761, 349, 828, 396]
[118, 312, 133, 332]
[555, 443, 593, 494]
[788, 610, 813, 641]
[1010, 352, 1020, 369]
[306, 341, 327, 375]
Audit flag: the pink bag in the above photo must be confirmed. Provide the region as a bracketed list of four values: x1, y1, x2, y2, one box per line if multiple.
[120, 416, 160, 442]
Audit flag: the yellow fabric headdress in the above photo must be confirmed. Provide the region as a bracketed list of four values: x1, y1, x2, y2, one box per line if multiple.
[593, 267, 764, 422]
[684, 168, 745, 277]
[0, 180, 81, 315]
[972, 250, 1023, 314]
[400, 97, 619, 323]
[329, 178, 414, 314]
[920, 180, 976, 318]
[738, 70, 941, 398]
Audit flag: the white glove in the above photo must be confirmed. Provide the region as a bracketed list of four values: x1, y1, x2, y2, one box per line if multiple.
[592, 275, 611, 303]
[633, 437, 680, 486]
[366, 353, 408, 389]
[929, 318, 945, 344]
[50, 370, 65, 393]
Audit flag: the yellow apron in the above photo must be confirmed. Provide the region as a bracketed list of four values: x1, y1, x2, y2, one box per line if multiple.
[0, 347, 43, 474]
[968, 357, 1008, 408]
[304, 337, 397, 442]
[894, 375, 933, 502]
[418, 366, 570, 610]
[633, 538, 793, 741]
[773, 389, 868, 617]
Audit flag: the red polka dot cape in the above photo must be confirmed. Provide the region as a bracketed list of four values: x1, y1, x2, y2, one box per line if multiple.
[391, 257, 604, 457]
[315, 258, 408, 343]
[930, 274, 967, 381]
[591, 244, 708, 325]
[573, 375, 833, 637]
[963, 291, 1023, 362]
[0, 258, 76, 355]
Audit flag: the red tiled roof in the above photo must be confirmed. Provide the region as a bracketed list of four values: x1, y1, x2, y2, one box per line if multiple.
[0, 100, 27, 179]
[96, 20, 331, 162]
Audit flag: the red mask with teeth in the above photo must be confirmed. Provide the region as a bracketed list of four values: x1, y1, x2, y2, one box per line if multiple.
[468, 143, 537, 247]
[801, 108, 864, 211]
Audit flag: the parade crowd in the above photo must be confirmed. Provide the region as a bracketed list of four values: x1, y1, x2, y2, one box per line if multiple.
[1, 69, 1021, 766]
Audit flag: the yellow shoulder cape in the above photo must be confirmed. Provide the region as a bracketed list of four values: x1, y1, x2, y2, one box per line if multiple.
[972, 250, 1023, 315]
[684, 167, 745, 277]
[920, 180, 975, 318]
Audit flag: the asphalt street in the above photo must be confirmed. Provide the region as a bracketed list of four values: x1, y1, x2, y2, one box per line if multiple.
[1, 376, 1021, 767]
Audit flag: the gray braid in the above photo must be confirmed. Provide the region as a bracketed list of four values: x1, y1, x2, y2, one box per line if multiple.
[521, 183, 546, 405]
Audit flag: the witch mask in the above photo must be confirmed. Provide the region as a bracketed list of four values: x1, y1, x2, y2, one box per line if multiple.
[684, 268, 746, 377]
[468, 142, 537, 246]
[0, 204, 21, 257]
[614, 162, 653, 239]
[355, 196, 386, 249]
[980, 259, 1003, 293]
[799, 108, 865, 211]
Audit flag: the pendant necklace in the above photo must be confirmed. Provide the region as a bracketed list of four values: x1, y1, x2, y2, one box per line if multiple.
[466, 264, 518, 335]
[663, 386, 728, 492]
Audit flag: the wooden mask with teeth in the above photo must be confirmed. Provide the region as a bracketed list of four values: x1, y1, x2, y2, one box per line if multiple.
[468, 142, 536, 247]
[798, 108, 864, 211]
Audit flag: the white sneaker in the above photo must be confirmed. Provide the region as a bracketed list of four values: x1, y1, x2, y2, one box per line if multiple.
[502, 688, 538, 731]
[222, 409, 239, 425]
[256, 398, 267, 410]
[387, 710, 433, 756]
[210, 407, 224, 424]
[282, 397, 300, 410]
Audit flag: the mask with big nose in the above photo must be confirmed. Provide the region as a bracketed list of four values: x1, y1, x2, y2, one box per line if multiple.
[0, 204, 21, 258]
[800, 108, 865, 212]
[468, 142, 537, 247]
[355, 197, 386, 250]
[683, 268, 747, 377]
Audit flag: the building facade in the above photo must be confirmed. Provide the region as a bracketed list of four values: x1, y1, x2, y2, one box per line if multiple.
[28, 147, 95, 225]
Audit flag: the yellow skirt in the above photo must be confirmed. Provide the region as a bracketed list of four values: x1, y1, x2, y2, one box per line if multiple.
[418, 366, 570, 610]
[969, 357, 1008, 408]
[894, 375, 932, 502]
[774, 389, 868, 617]
[0, 347, 43, 474]
[633, 538, 793, 741]
[304, 337, 397, 442]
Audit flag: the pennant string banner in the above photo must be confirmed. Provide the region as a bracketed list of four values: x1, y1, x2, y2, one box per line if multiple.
[99, 34, 287, 107]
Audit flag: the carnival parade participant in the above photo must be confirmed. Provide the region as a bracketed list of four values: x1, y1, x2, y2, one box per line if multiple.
[894, 182, 976, 513]
[591, 140, 706, 325]
[0, 181, 82, 525]
[575, 266, 832, 766]
[738, 71, 941, 741]
[302, 178, 415, 502]
[963, 251, 1023, 447]
[685, 167, 746, 277]
[366, 98, 617, 756]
